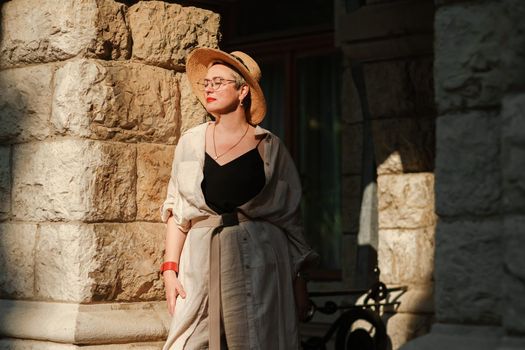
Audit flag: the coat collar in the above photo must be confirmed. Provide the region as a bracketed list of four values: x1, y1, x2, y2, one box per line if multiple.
[182, 121, 272, 159]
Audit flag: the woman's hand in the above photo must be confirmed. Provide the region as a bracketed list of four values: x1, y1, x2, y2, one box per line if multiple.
[163, 270, 186, 316]
[293, 273, 311, 322]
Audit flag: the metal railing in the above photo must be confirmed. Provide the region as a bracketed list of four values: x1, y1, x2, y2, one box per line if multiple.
[301, 271, 406, 350]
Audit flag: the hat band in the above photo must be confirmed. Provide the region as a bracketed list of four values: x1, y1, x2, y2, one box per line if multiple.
[230, 53, 250, 71]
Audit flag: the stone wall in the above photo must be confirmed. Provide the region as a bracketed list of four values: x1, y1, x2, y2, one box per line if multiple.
[0, 0, 218, 348]
[402, 0, 525, 349]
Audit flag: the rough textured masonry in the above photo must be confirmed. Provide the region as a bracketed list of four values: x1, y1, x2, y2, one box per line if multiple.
[0, 0, 217, 348]
[402, 0, 525, 349]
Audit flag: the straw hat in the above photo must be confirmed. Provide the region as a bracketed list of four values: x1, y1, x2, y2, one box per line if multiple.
[186, 48, 267, 125]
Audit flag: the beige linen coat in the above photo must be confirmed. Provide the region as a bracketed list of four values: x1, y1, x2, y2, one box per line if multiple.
[160, 121, 319, 350]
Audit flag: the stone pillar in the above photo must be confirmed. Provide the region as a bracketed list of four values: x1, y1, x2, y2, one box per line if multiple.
[336, 0, 436, 348]
[401, 0, 525, 349]
[0, 0, 218, 348]
[365, 57, 436, 350]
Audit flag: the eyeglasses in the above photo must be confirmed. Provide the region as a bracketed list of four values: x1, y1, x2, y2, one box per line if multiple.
[196, 77, 237, 91]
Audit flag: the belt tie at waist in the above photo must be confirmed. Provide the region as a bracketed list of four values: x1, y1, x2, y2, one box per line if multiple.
[191, 211, 251, 350]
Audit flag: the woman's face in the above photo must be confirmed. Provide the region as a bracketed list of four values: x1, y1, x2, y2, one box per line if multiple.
[203, 64, 248, 116]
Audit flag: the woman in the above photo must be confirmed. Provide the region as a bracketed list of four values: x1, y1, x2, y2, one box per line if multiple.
[160, 48, 319, 350]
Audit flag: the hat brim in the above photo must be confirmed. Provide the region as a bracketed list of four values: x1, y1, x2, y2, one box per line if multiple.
[186, 48, 267, 125]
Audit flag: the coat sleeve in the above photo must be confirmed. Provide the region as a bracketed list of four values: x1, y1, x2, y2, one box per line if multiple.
[272, 139, 320, 275]
[159, 135, 191, 232]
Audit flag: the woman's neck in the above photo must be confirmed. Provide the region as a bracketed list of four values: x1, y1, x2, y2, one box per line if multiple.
[214, 111, 249, 133]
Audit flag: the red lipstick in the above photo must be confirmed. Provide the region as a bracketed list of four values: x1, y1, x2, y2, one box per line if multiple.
[206, 97, 216, 102]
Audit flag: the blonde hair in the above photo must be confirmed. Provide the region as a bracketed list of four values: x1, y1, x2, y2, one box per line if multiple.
[208, 60, 247, 89]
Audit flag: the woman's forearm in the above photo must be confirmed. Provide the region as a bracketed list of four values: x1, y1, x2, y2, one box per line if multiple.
[163, 214, 188, 315]
[164, 214, 188, 263]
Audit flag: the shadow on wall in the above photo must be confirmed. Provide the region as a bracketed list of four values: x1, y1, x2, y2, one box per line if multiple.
[0, 66, 33, 338]
[360, 59, 436, 175]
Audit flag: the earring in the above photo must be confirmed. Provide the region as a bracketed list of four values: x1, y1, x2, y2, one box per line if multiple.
[240, 100, 244, 107]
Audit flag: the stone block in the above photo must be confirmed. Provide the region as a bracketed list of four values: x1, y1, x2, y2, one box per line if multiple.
[503, 260, 525, 335]
[434, 0, 525, 113]
[498, 337, 525, 350]
[0, 339, 78, 350]
[128, 1, 220, 70]
[0, 147, 10, 220]
[502, 93, 525, 214]
[500, 1, 525, 93]
[0, 299, 168, 345]
[91, 142, 137, 222]
[179, 73, 208, 133]
[12, 139, 136, 222]
[502, 215, 525, 334]
[378, 173, 436, 229]
[342, 175, 362, 233]
[0, 223, 37, 298]
[83, 223, 166, 302]
[0, 0, 130, 68]
[35, 224, 98, 301]
[91, 0, 132, 60]
[372, 118, 435, 175]
[35, 222, 165, 302]
[85, 343, 165, 350]
[435, 218, 503, 324]
[384, 312, 434, 350]
[52, 59, 181, 144]
[363, 57, 435, 119]
[341, 123, 363, 176]
[378, 227, 434, 285]
[0, 65, 54, 143]
[501, 93, 525, 143]
[435, 110, 501, 217]
[400, 324, 504, 350]
[0, 339, 165, 349]
[137, 143, 175, 222]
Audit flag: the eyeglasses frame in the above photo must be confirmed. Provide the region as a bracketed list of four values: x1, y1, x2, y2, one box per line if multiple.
[196, 77, 238, 91]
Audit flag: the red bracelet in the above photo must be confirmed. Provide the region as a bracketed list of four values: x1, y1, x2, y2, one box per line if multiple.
[160, 261, 179, 276]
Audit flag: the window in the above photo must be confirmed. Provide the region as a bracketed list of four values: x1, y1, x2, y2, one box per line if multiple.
[235, 35, 343, 279]
[296, 53, 342, 271]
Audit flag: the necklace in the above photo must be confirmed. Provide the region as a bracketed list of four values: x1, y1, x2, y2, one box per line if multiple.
[213, 123, 250, 160]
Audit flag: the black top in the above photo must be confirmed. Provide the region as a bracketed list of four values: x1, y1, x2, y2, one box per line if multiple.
[201, 144, 266, 214]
